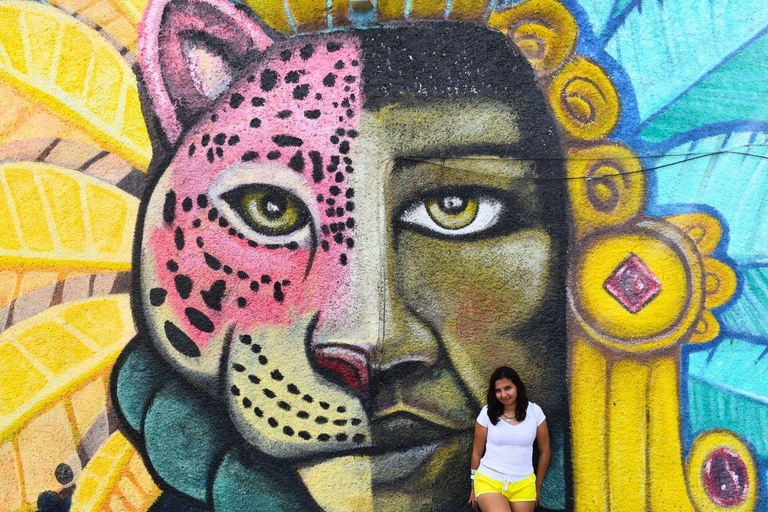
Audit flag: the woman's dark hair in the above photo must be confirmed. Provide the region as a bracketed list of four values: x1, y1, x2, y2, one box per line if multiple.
[486, 366, 528, 426]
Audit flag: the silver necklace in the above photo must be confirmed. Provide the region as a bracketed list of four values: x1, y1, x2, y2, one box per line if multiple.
[501, 412, 517, 422]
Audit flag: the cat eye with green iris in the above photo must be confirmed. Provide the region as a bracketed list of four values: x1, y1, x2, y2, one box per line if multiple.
[223, 185, 309, 236]
[425, 194, 479, 230]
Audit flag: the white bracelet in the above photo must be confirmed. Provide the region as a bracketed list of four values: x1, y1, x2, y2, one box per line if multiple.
[470, 469, 477, 480]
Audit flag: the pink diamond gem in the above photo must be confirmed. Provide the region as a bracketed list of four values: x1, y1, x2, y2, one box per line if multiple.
[604, 254, 661, 313]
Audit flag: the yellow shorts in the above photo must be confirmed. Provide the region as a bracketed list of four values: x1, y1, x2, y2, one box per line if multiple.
[474, 471, 537, 502]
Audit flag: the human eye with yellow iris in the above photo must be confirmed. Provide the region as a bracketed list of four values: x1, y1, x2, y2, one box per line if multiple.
[221, 184, 312, 244]
[398, 187, 512, 239]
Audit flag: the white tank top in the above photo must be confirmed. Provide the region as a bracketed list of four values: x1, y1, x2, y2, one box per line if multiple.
[476, 402, 546, 481]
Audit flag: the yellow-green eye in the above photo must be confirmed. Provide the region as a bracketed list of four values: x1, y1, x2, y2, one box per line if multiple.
[224, 185, 309, 236]
[425, 194, 479, 230]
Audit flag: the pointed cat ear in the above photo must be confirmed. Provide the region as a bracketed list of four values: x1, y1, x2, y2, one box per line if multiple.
[139, 0, 274, 146]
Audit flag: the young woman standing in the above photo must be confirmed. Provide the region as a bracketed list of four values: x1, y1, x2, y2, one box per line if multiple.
[469, 367, 551, 512]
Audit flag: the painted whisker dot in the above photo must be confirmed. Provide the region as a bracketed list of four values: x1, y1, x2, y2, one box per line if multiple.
[242, 397, 252, 408]
[248, 374, 261, 384]
[287, 384, 300, 394]
[299, 431, 311, 440]
[258, 355, 268, 365]
[263, 388, 276, 398]
[337, 406, 346, 413]
[317, 434, 330, 442]
[302, 394, 313, 403]
[315, 416, 328, 424]
[271, 370, 284, 380]
[231, 385, 240, 396]
[333, 419, 347, 426]
[254, 407, 264, 417]
[283, 426, 294, 436]
[352, 434, 366, 443]
[336, 433, 348, 442]
[351, 418, 362, 425]
[232, 363, 245, 372]
[251, 344, 262, 353]
[268, 417, 278, 427]
[297, 411, 310, 419]
[319, 402, 330, 409]
[277, 401, 291, 411]
[240, 334, 252, 344]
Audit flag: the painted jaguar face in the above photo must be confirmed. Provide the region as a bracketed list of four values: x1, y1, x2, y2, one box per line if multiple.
[131, 0, 567, 509]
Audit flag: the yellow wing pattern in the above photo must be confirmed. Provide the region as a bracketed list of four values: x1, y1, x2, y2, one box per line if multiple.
[0, 1, 151, 171]
[70, 431, 161, 512]
[0, 296, 137, 512]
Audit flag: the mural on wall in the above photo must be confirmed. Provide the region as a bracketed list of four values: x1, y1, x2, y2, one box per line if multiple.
[0, 0, 766, 511]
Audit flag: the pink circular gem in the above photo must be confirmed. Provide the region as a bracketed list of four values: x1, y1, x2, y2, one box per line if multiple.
[702, 447, 749, 507]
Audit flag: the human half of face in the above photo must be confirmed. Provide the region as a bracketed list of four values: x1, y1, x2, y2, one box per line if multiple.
[135, 29, 568, 512]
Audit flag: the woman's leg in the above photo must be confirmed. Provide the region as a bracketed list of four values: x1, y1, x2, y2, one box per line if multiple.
[476, 493, 513, 512]
[509, 500, 536, 512]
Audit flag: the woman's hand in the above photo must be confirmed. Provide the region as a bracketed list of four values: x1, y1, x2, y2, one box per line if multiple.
[535, 483, 542, 507]
[468, 488, 478, 511]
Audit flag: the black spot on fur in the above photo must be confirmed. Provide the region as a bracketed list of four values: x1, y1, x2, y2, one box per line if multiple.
[304, 109, 321, 119]
[214, 134, 226, 145]
[300, 44, 314, 60]
[271, 369, 284, 381]
[310, 151, 323, 183]
[207, 148, 214, 163]
[283, 426, 294, 436]
[318, 433, 330, 442]
[261, 69, 279, 91]
[250, 280, 259, 292]
[201, 280, 226, 311]
[273, 135, 303, 147]
[174, 274, 192, 299]
[285, 70, 300, 83]
[188, 144, 196, 156]
[242, 151, 259, 162]
[323, 73, 336, 87]
[276, 110, 292, 119]
[230, 93, 245, 108]
[288, 151, 305, 173]
[208, 208, 218, 221]
[267, 151, 281, 160]
[268, 417, 278, 427]
[277, 401, 290, 411]
[255, 407, 264, 417]
[339, 140, 350, 154]
[185, 307, 214, 333]
[280, 49, 292, 61]
[336, 433, 348, 442]
[163, 191, 176, 223]
[174, 227, 185, 250]
[261, 275, 272, 284]
[164, 321, 200, 357]
[250, 117, 261, 128]
[299, 431, 311, 440]
[293, 84, 310, 100]
[252, 97, 265, 107]
[228, 135, 240, 146]
[297, 411, 309, 419]
[288, 384, 300, 394]
[197, 194, 208, 208]
[327, 42, 341, 52]
[231, 385, 240, 396]
[204, 252, 221, 270]
[315, 416, 328, 424]
[263, 388, 276, 398]
[149, 288, 167, 306]
[202, 134, 210, 146]
[166, 260, 179, 272]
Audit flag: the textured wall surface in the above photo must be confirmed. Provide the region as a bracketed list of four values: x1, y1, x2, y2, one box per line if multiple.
[0, 1, 766, 511]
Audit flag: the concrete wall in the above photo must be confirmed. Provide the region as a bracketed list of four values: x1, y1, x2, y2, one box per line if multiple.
[0, 0, 766, 511]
